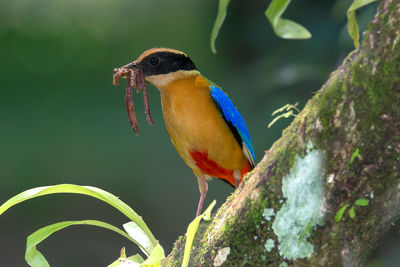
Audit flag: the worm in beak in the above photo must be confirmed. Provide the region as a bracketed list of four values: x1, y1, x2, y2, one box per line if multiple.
[113, 63, 153, 135]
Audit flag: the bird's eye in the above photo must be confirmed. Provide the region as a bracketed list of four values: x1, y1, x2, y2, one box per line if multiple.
[149, 57, 159, 65]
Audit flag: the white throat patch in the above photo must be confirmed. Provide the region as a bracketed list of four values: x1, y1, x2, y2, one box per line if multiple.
[145, 70, 200, 90]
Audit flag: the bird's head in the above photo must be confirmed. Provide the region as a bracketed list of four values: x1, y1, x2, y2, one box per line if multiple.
[123, 48, 199, 89]
[112, 48, 199, 134]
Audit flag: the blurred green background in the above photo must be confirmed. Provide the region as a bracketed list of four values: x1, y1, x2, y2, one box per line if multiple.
[0, 0, 398, 266]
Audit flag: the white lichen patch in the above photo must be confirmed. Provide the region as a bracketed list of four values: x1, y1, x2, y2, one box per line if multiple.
[272, 141, 326, 260]
[264, 238, 275, 252]
[327, 173, 335, 184]
[262, 208, 275, 221]
[213, 247, 230, 267]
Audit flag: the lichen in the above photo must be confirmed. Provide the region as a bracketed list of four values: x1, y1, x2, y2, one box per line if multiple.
[262, 208, 275, 221]
[264, 239, 275, 252]
[213, 247, 230, 267]
[272, 141, 326, 260]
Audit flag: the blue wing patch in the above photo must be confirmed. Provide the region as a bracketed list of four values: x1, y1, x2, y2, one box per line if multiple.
[209, 85, 255, 167]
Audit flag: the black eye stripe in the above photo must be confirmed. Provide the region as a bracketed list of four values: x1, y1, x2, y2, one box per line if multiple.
[140, 51, 197, 76]
[149, 57, 159, 65]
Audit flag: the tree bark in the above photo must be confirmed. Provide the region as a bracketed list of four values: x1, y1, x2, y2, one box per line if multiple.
[164, 0, 400, 266]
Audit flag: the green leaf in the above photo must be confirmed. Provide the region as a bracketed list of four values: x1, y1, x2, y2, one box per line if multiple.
[210, 0, 230, 54]
[128, 254, 145, 264]
[265, 0, 311, 39]
[347, 0, 376, 48]
[348, 206, 355, 219]
[349, 148, 360, 163]
[108, 246, 165, 267]
[268, 103, 299, 128]
[121, 247, 127, 258]
[298, 219, 312, 245]
[107, 252, 144, 267]
[182, 200, 216, 267]
[334, 204, 349, 222]
[108, 257, 141, 267]
[140, 244, 165, 267]
[25, 220, 137, 267]
[0, 184, 157, 255]
[354, 198, 369, 206]
[272, 102, 299, 116]
[268, 110, 296, 128]
[123, 222, 156, 256]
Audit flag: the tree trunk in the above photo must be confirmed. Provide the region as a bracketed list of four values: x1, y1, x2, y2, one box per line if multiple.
[164, 0, 400, 266]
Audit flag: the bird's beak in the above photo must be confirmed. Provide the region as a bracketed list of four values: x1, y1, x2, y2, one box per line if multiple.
[123, 61, 138, 70]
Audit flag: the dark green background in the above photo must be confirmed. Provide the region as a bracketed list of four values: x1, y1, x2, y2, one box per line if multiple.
[0, 0, 397, 266]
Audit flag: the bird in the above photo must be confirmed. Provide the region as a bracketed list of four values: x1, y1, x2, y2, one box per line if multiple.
[121, 48, 255, 217]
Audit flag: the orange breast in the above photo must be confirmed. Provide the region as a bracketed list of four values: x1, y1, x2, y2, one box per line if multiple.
[160, 74, 249, 181]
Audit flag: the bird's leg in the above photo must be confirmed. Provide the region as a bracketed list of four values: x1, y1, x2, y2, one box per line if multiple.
[196, 177, 208, 217]
[196, 192, 207, 217]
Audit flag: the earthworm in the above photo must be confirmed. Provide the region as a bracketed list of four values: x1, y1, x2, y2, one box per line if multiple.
[138, 70, 154, 125]
[113, 66, 153, 135]
[125, 70, 139, 135]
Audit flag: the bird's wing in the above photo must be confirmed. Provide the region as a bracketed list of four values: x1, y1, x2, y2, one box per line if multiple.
[209, 85, 256, 168]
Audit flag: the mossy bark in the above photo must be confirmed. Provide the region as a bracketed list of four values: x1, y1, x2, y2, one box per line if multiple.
[164, 0, 400, 266]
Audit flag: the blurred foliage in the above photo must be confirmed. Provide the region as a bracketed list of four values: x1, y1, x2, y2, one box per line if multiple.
[347, 0, 377, 48]
[0, 184, 162, 266]
[267, 102, 299, 128]
[265, 0, 311, 40]
[0, 0, 397, 266]
[211, 0, 311, 53]
[210, 0, 230, 53]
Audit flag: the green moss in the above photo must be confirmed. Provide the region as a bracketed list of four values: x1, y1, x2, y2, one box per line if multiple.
[177, 184, 284, 266]
[259, 161, 268, 174]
